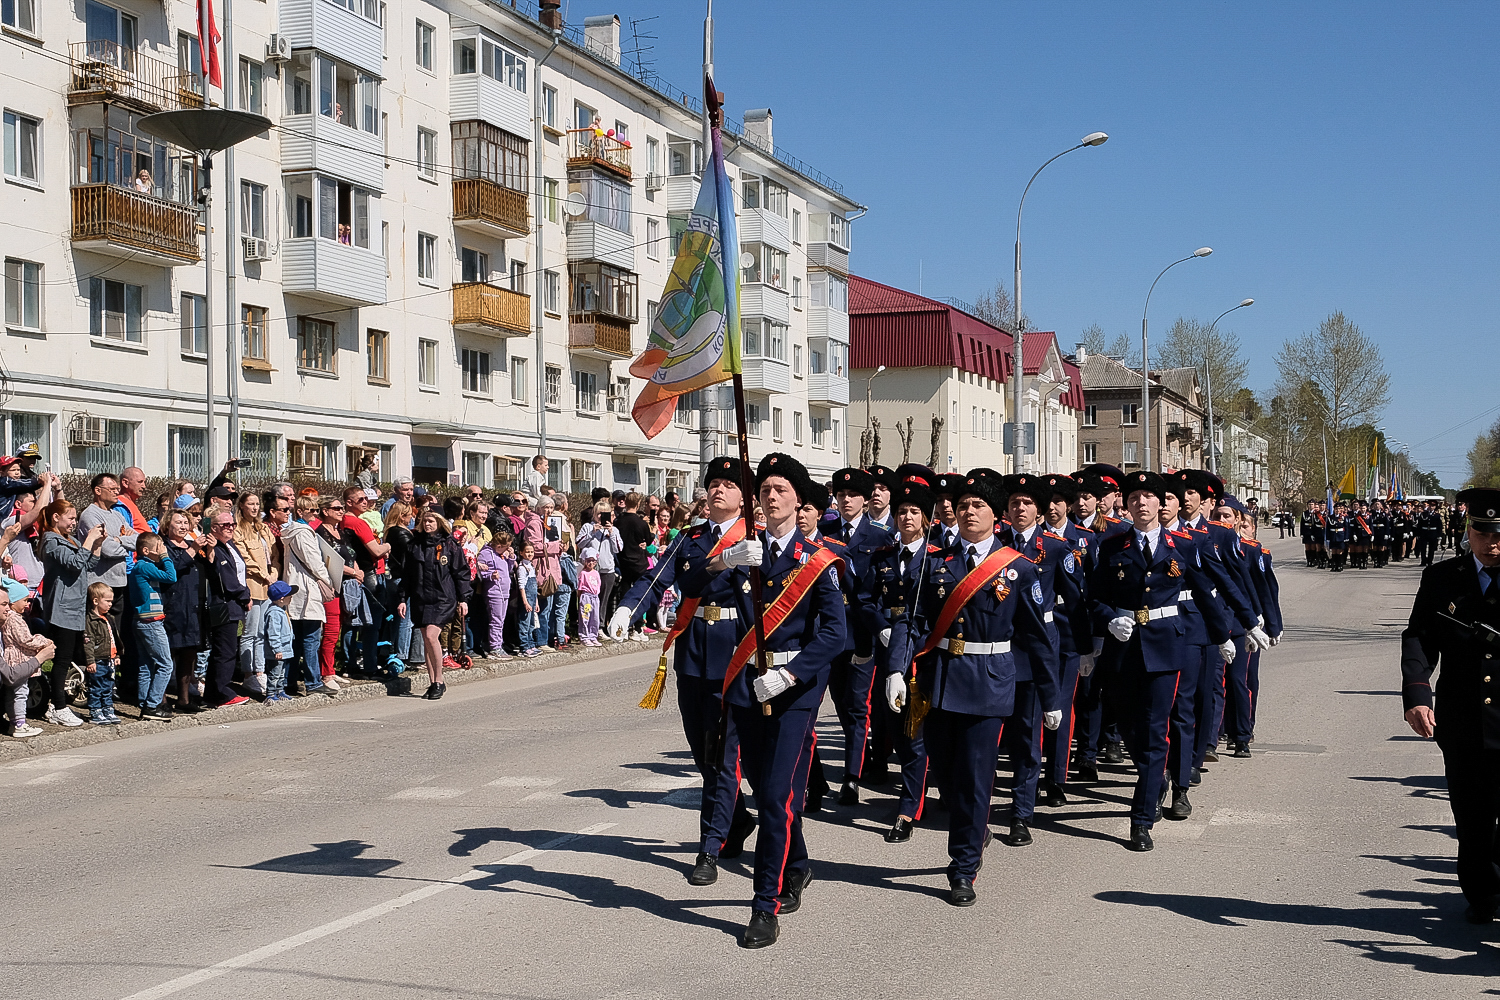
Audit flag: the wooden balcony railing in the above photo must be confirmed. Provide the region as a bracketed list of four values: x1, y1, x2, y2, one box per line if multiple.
[68, 41, 199, 112]
[452, 282, 531, 336]
[71, 183, 199, 262]
[452, 178, 529, 237]
[567, 129, 632, 180]
[569, 313, 633, 358]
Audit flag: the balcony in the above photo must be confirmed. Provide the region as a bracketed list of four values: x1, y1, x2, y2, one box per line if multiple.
[738, 208, 791, 252]
[278, 0, 384, 75]
[568, 128, 632, 181]
[67, 42, 199, 114]
[741, 283, 791, 324]
[453, 282, 531, 338]
[452, 178, 529, 239]
[567, 222, 634, 270]
[807, 371, 850, 407]
[665, 173, 700, 213]
[740, 356, 792, 395]
[71, 184, 199, 266]
[280, 113, 384, 191]
[280, 237, 385, 307]
[807, 241, 849, 275]
[569, 313, 634, 360]
[807, 304, 849, 340]
[450, 72, 530, 138]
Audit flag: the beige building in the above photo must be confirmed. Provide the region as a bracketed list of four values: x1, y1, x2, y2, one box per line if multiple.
[1075, 348, 1206, 473]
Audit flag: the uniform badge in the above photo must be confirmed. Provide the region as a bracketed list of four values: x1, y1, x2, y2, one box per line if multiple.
[1118, 569, 1126, 580]
[1167, 560, 1181, 578]
[994, 581, 1010, 601]
[743, 581, 752, 593]
[1031, 582, 1044, 605]
[1064, 552, 1077, 573]
[1005, 568, 1019, 581]
[1448, 601, 1457, 614]
[682, 561, 691, 573]
[938, 585, 947, 598]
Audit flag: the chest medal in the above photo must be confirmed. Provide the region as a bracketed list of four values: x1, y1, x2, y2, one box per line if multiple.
[1168, 560, 1181, 578]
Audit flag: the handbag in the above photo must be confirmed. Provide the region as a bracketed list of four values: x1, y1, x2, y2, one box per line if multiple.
[538, 572, 558, 598]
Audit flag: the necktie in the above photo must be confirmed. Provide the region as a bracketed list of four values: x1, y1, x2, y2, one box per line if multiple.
[1141, 534, 1152, 564]
[768, 541, 781, 562]
[966, 545, 978, 573]
[842, 522, 852, 542]
[711, 525, 721, 543]
[899, 548, 912, 577]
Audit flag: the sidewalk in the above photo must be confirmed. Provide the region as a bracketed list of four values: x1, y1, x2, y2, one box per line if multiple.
[0, 635, 658, 763]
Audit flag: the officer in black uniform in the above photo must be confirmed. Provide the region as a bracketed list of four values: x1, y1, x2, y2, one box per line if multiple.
[1401, 487, 1500, 923]
[1371, 501, 1392, 568]
[1416, 501, 1444, 567]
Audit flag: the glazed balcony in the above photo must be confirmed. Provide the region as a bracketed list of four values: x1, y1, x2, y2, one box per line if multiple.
[568, 128, 632, 180]
[67, 41, 200, 113]
[453, 282, 531, 338]
[70, 184, 199, 266]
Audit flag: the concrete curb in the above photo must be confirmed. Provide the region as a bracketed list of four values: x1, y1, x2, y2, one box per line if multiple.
[0, 637, 653, 763]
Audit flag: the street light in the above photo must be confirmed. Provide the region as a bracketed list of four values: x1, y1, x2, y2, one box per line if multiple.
[1203, 298, 1254, 475]
[1140, 247, 1212, 472]
[1011, 131, 1108, 472]
[862, 364, 887, 467]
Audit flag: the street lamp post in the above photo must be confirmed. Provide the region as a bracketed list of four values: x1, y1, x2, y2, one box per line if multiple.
[1141, 247, 1212, 472]
[1203, 298, 1254, 475]
[1011, 132, 1107, 473]
[862, 364, 887, 467]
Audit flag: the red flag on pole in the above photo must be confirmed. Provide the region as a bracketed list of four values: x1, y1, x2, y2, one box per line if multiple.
[198, 0, 222, 89]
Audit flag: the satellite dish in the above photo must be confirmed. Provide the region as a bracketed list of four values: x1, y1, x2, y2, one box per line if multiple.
[739, 252, 755, 269]
[564, 192, 588, 217]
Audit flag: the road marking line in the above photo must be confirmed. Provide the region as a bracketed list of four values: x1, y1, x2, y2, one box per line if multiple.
[624, 775, 699, 792]
[24, 772, 66, 786]
[1208, 809, 1296, 827]
[7, 754, 100, 772]
[485, 776, 560, 787]
[119, 822, 616, 1000]
[388, 787, 467, 800]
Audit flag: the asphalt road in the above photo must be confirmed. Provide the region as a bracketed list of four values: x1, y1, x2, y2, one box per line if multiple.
[3, 534, 1487, 998]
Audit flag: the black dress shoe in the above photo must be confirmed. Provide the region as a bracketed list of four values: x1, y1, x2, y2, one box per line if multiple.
[741, 911, 779, 948]
[884, 817, 914, 843]
[1002, 820, 1033, 847]
[1103, 742, 1125, 764]
[1165, 788, 1193, 820]
[1464, 899, 1497, 924]
[1128, 824, 1154, 852]
[721, 814, 757, 859]
[838, 780, 859, 806]
[1232, 743, 1252, 759]
[804, 788, 824, 814]
[1042, 783, 1068, 807]
[434, 683, 446, 700]
[948, 877, 977, 906]
[776, 866, 813, 914]
[1075, 762, 1099, 782]
[687, 852, 719, 886]
[1203, 749, 1219, 763]
[1155, 784, 1169, 822]
[1190, 767, 1202, 786]
[423, 684, 440, 700]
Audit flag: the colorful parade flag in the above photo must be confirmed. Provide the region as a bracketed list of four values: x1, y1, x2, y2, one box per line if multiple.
[629, 78, 740, 438]
[1337, 465, 1357, 501]
[1367, 435, 1379, 496]
[197, 0, 222, 88]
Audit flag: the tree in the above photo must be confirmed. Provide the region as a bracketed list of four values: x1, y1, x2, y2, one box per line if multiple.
[1154, 316, 1251, 419]
[972, 278, 1030, 333]
[1080, 323, 1107, 355]
[1273, 311, 1391, 480]
[1467, 416, 1500, 488]
[1107, 331, 1137, 365]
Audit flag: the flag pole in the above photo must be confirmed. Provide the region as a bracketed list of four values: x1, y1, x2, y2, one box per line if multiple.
[705, 78, 774, 717]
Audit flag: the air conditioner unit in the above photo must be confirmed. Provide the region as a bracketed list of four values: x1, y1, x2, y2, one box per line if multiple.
[266, 34, 291, 63]
[242, 236, 271, 262]
[68, 414, 108, 448]
[644, 173, 666, 192]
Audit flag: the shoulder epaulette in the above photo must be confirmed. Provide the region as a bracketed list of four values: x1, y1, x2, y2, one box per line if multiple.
[1043, 529, 1067, 542]
[926, 543, 942, 554]
[821, 536, 847, 551]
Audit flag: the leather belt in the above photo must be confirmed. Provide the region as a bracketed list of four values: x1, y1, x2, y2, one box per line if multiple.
[1135, 605, 1180, 624]
[1056, 594, 1066, 606]
[885, 605, 906, 616]
[769, 650, 799, 667]
[1177, 588, 1218, 603]
[1043, 611, 1055, 623]
[938, 638, 1011, 656]
[695, 605, 737, 622]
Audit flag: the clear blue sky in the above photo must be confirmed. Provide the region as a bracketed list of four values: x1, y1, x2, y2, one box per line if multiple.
[579, 0, 1498, 487]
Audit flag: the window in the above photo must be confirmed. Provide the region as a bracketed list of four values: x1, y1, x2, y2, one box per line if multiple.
[510, 356, 528, 402]
[1122, 440, 1139, 465]
[493, 455, 522, 490]
[460, 247, 488, 284]
[417, 232, 437, 282]
[238, 59, 265, 116]
[746, 403, 763, 436]
[544, 177, 559, 222]
[545, 364, 562, 408]
[793, 411, 803, 445]
[613, 121, 629, 144]
[5, 412, 48, 468]
[792, 276, 803, 309]
[575, 102, 596, 131]
[542, 86, 558, 129]
[832, 418, 841, 451]
[168, 426, 208, 482]
[646, 218, 659, 260]
[1122, 403, 1140, 426]
[177, 31, 203, 102]
[792, 209, 801, 244]
[366, 328, 388, 383]
[454, 34, 527, 92]
[285, 50, 379, 132]
[89, 278, 143, 343]
[297, 317, 336, 373]
[510, 260, 525, 293]
[286, 175, 373, 246]
[811, 415, 826, 448]
[646, 136, 660, 177]
[646, 468, 663, 497]
[674, 391, 699, 428]
[772, 407, 783, 440]
[3, 111, 39, 184]
[1084, 442, 1098, 464]
[287, 439, 324, 475]
[241, 431, 278, 478]
[462, 451, 486, 487]
[451, 120, 529, 192]
[81, 419, 135, 475]
[569, 262, 636, 321]
[794, 344, 804, 376]
[573, 460, 601, 494]
[241, 304, 268, 363]
[608, 376, 630, 413]
[452, 37, 476, 75]
[87, 2, 137, 53]
[462, 348, 491, 394]
[4, 258, 40, 331]
[645, 300, 657, 331]
[1083, 404, 1098, 428]
[415, 20, 434, 70]
[668, 137, 702, 177]
[2, 0, 36, 34]
[544, 270, 560, 313]
[575, 370, 599, 412]
[741, 243, 787, 289]
[417, 338, 438, 388]
[570, 172, 632, 233]
[240, 180, 266, 239]
[972, 406, 979, 436]
[417, 127, 437, 179]
[741, 319, 787, 360]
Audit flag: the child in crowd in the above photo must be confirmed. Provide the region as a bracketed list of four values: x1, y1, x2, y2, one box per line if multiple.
[477, 531, 515, 660]
[0, 580, 52, 738]
[82, 582, 121, 725]
[577, 550, 603, 646]
[517, 539, 539, 657]
[263, 580, 297, 703]
[129, 531, 178, 720]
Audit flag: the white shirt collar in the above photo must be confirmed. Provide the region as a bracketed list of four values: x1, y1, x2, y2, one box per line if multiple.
[711, 515, 739, 535]
[765, 524, 797, 551]
[1015, 523, 1038, 545]
[958, 533, 996, 563]
[903, 537, 924, 555]
[843, 512, 864, 533]
[1136, 525, 1162, 550]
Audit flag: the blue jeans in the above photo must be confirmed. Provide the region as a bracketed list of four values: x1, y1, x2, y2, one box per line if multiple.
[292, 619, 325, 693]
[239, 598, 269, 678]
[390, 577, 416, 661]
[134, 619, 174, 710]
[552, 583, 573, 644]
[521, 580, 540, 650]
[87, 659, 116, 717]
[536, 592, 555, 648]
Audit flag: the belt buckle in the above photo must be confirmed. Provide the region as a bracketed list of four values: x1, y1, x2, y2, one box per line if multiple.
[702, 605, 721, 622]
[948, 638, 965, 656]
[1135, 609, 1150, 625]
[889, 605, 905, 616]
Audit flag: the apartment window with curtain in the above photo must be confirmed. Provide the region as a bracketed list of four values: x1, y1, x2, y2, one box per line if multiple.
[90, 278, 143, 343]
[297, 317, 336, 373]
[241, 304, 268, 363]
[772, 407, 783, 441]
[510, 356, 528, 403]
[575, 371, 599, 412]
[239, 59, 264, 115]
[2, 0, 37, 35]
[366, 328, 388, 383]
[461, 348, 491, 394]
[1122, 440, 1139, 465]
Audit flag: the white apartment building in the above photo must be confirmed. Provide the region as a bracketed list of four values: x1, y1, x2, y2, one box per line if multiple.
[0, 0, 859, 494]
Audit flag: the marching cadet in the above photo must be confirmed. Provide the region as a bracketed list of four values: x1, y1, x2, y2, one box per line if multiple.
[1400, 487, 1500, 924]
[1327, 502, 1349, 572]
[1448, 501, 1468, 552]
[1391, 503, 1411, 562]
[711, 453, 846, 948]
[1075, 465, 1129, 540]
[1351, 501, 1373, 570]
[1237, 502, 1284, 745]
[796, 482, 834, 812]
[997, 474, 1091, 842]
[1372, 501, 1392, 568]
[608, 458, 757, 886]
[1039, 473, 1100, 799]
[1206, 492, 1272, 759]
[930, 473, 964, 550]
[1072, 468, 1131, 773]
[887, 472, 1060, 904]
[863, 477, 943, 843]
[866, 465, 898, 530]
[1301, 501, 1324, 568]
[820, 467, 891, 806]
[1416, 501, 1444, 567]
[1088, 472, 1238, 852]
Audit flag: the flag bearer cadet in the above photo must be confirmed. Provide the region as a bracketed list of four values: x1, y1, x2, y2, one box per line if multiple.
[1044, 474, 1103, 789]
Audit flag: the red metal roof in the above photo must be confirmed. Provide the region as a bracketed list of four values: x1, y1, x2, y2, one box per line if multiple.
[849, 275, 1013, 382]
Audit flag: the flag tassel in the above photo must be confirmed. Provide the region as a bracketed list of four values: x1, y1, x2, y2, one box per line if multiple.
[638, 654, 669, 710]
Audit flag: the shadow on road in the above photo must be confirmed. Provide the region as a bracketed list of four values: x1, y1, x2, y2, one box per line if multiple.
[235, 840, 403, 877]
[1350, 774, 1448, 802]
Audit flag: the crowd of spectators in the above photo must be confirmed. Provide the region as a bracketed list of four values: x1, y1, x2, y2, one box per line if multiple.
[0, 448, 712, 735]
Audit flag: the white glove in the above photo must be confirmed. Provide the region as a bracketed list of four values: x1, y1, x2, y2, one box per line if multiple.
[1257, 614, 1265, 628]
[851, 654, 873, 666]
[721, 540, 761, 568]
[1218, 639, 1237, 663]
[1269, 632, 1282, 647]
[1248, 626, 1272, 652]
[1043, 709, 1062, 731]
[1078, 653, 1096, 678]
[753, 667, 796, 702]
[1107, 616, 1136, 642]
[607, 608, 631, 641]
[885, 673, 906, 713]
[879, 628, 892, 648]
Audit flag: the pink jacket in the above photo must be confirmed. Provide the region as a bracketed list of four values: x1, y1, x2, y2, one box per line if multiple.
[577, 567, 601, 596]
